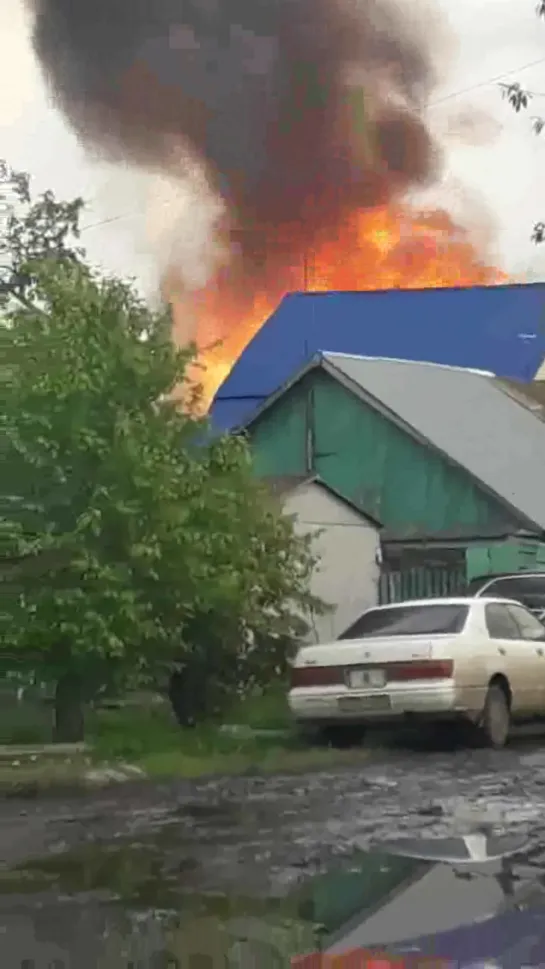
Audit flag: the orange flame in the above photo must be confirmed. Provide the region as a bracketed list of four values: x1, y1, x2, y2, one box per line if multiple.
[171, 203, 507, 409]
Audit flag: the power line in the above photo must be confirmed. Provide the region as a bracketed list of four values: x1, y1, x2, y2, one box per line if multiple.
[80, 211, 142, 233]
[80, 193, 185, 232]
[428, 56, 545, 107]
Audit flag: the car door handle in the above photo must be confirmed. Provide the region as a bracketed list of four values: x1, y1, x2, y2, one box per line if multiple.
[498, 647, 506, 655]
[538, 648, 544, 657]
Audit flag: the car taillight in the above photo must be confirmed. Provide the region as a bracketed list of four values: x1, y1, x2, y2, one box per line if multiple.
[290, 665, 344, 688]
[387, 660, 454, 682]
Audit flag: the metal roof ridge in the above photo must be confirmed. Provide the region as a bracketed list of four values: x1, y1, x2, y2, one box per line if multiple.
[320, 350, 495, 378]
[286, 281, 545, 297]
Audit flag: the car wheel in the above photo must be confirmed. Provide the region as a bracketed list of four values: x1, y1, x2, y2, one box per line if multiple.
[479, 682, 510, 748]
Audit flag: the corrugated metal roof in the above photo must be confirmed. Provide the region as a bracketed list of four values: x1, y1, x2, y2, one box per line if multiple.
[496, 378, 545, 421]
[210, 283, 545, 432]
[322, 352, 545, 530]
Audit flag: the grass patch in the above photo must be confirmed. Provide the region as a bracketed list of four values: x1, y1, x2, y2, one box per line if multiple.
[0, 756, 92, 797]
[89, 700, 371, 778]
[0, 687, 373, 788]
[225, 685, 292, 731]
[0, 690, 53, 746]
[136, 743, 372, 779]
[87, 686, 294, 764]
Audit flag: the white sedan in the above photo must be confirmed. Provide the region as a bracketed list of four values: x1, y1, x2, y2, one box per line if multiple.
[288, 596, 545, 748]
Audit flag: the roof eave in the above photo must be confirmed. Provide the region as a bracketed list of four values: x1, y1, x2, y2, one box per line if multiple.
[232, 353, 325, 433]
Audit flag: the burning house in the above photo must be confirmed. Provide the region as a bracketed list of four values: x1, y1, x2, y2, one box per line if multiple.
[27, 0, 545, 628]
[209, 282, 545, 432]
[30, 0, 514, 413]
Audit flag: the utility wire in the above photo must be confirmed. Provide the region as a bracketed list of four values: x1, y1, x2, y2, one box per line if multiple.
[428, 56, 545, 107]
[80, 210, 144, 233]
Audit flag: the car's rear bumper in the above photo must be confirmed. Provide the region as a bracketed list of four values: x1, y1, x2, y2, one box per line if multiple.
[288, 681, 476, 725]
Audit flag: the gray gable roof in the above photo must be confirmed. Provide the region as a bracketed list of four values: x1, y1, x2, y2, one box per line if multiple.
[321, 352, 545, 531]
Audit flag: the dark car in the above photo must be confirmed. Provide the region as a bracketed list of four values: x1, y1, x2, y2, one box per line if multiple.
[290, 832, 545, 967]
[466, 571, 545, 621]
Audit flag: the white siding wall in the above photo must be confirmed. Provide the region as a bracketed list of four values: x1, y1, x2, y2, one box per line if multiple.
[283, 481, 380, 643]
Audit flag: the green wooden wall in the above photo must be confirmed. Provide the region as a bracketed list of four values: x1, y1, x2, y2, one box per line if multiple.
[249, 382, 308, 477]
[248, 370, 524, 535]
[466, 538, 545, 579]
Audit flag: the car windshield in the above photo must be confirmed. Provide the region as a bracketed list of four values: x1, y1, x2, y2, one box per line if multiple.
[338, 604, 469, 640]
[466, 576, 492, 594]
[467, 575, 545, 614]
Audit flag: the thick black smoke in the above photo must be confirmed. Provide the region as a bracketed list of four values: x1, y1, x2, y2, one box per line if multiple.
[30, 0, 441, 279]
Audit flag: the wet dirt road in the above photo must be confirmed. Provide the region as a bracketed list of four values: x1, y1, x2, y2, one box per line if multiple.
[3, 736, 545, 965]
[3, 740, 545, 891]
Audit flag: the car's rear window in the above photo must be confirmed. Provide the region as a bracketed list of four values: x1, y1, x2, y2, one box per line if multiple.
[338, 604, 470, 640]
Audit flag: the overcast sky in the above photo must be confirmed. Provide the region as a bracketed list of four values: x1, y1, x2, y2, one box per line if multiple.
[2, 0, 545, 296]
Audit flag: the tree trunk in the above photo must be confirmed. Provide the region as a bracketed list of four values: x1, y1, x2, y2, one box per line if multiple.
[168, 670, 196, 728]
[168, 667, 215, 727]
[54, 672, 85, 742]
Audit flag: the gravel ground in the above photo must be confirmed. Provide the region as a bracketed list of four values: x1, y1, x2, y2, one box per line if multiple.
[2, 734, 545, 965]
[3, 736, 545, 888]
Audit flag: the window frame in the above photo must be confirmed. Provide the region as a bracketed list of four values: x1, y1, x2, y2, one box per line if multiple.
[505, 603, 545, 642]
[473, 575, 545, 612]
[484, 602, 522, 640]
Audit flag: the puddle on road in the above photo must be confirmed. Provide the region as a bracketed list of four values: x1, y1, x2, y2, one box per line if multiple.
[1, 839, 199, 907]
[5, 743, 545, 966]
[0, 824, 330, 967]
[0, 807, 236, 906]
[0, 793, 430, 966]
[3, 816, 545, 967]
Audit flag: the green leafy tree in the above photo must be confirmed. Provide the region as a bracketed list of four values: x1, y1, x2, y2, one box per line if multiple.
[499, 3, 545, 241]
[1, 163, 321, 741]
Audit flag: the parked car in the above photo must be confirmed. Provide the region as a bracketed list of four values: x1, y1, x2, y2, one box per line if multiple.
[288, 596, 545, 748]
[466, 570, 545, 619]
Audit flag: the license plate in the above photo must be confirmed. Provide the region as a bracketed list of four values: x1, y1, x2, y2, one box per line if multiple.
[338, 694, 392, 713]
[347, 667, 386, 689]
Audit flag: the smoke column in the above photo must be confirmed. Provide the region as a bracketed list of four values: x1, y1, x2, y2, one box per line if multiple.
[29, 0, 443, 289]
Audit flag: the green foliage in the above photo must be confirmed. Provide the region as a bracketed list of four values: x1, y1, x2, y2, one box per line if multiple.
[1, 161, 321, 729]
[500, 3, 545, 241]
[0, 159, 84, 305]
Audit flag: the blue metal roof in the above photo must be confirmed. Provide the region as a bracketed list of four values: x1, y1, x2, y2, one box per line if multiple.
[209, 284, 545, 431]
